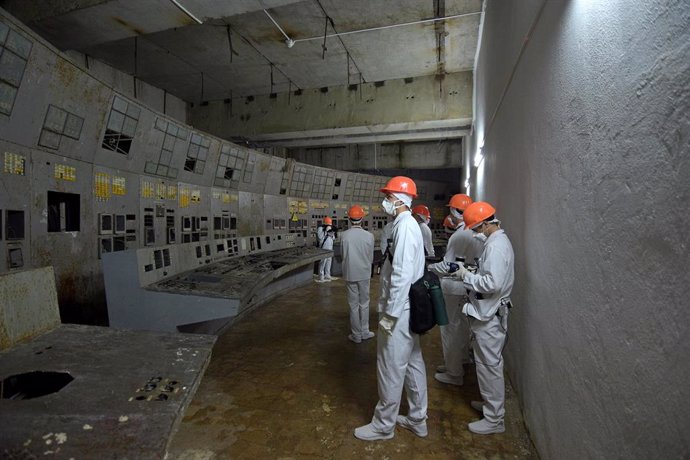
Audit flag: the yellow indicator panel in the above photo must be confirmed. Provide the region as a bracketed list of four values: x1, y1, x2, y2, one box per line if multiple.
[4, 152, 26, 175]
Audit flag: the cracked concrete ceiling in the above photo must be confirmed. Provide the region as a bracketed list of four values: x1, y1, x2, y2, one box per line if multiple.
[2, 0, 482, 103]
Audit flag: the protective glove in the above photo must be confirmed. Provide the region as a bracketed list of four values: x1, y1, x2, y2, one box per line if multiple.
[449, 263, 468, 280]
[378, 314, 397, 336]
[428, 261, 450, 276]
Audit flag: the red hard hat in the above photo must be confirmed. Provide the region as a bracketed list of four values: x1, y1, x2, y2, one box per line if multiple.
[411, 205, 430, 220]
[347, 205, 366, 219]
[447, 194, 473, 211]
[380, 176, 418, 198]
[323, 216, 333, 225]
[463, 201, 496, 229]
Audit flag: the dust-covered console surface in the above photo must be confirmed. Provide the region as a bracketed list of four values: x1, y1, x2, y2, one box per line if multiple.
[104, 234, 332, 333]
[0, 324, 215, 459]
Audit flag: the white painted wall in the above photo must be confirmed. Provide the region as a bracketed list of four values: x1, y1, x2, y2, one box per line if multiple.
[470, 1, 690, 458]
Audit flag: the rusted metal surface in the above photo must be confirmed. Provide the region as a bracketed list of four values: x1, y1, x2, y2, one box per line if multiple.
[0, 266, 60, 351]
[0, 324, 216, 458]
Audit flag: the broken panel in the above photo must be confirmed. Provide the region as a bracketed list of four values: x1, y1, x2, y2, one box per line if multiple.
[5, 209, 24, 240]
[47, 192, 80, 232]
[7, 244, 23, 269]
[102, 96, 139, 155]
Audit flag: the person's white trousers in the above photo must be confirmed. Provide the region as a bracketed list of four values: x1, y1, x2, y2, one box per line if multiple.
[319, 257, 332, 279]
[371, 307, 428, 432]
[440, 293, 471, 377]
[469, 311, 508, 423]
[346, 279, 371, 339]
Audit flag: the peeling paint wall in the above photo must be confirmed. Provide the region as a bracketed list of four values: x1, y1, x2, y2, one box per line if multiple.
[63, 50, 187, 124]
[471, 0, 690, 458]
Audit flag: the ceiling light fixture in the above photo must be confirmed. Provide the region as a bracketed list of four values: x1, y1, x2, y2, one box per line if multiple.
[169, 0, 203, 24]
[262, 9, 295, 49]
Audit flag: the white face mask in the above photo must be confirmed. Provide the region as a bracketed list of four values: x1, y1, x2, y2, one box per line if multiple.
[382, 199, 397, 216]
[450, 208, 463, 220]
[473, 232, 487, 243]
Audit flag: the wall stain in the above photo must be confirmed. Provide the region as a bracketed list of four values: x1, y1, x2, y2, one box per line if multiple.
[112, 17, 145, 36]
[54, 58, 79, 88]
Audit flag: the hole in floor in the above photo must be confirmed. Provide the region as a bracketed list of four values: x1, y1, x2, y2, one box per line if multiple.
[1, 371, 74, 400]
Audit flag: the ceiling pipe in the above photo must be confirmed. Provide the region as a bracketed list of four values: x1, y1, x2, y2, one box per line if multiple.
[289, 11, 481, 46]
[262, 9, 295, 48]
[169, 0, 203, 24]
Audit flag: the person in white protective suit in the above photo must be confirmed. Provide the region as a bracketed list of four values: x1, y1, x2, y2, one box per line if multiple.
[316, 216, 335, 282]
[411, 204, 435, 257]
[447, 201, 514, 435]
[354, 176, 428, 441]
[341, 205, 376, 344]
[428, 193, 483, 387]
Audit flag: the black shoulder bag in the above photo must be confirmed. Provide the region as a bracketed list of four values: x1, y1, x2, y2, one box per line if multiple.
[387, 244, 447, 334]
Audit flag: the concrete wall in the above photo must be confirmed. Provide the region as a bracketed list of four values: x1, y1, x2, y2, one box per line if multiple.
[286, 140, 463, 171]
[63, 50, 187, 124]
[188, 72, 473, 140]
[470, 0, 690, 458]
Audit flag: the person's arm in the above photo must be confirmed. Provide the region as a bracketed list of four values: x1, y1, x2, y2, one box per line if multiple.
[462, 245, 510, 294]
[385, 222, 419, 319]
[423, 225, 435, 257]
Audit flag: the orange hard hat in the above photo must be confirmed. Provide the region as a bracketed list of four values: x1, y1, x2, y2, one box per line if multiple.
[323, 216, 333, 225]
[411, 205, 430, 220]
[442, 215, 456, 228]
[447, 194, 473, 211]
[463, 201, 496, 229]
[347, 205, 366, 219]
[380, 176, 418, 198]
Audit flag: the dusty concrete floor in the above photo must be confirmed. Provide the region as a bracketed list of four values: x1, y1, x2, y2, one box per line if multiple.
[167, 275, 538, 459]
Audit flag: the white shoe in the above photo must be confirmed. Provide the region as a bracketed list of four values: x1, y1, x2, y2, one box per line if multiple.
[468, 418, 505, 435]
[434, 372, 463, 386]
[436, 364, 447, 373]
[470, 401, 484, 412]
[323, 277, 332, 282]
[348, 334, 362, 344]
[361, 331, 375, 340]
[396, 415, 428, 438]
[327, 276, 338, 281]
[354, 423, 394, 441]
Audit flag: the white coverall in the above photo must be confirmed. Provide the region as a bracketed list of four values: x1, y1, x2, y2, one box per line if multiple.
[418, 220, 435, 257]
[371, 210, 426, 433]
[461, 229, 514, 424]
[380, 221, 394, 254]
[317, 226, 334, 280]
[434, 228, 483, 379]
[341, 226, 375, 340]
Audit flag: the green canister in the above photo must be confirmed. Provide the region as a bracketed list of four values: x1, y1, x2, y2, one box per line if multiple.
[428, 283, 449, 326]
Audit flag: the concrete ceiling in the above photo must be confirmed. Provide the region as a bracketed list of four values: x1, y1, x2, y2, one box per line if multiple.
[2, 0, 482, 102]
